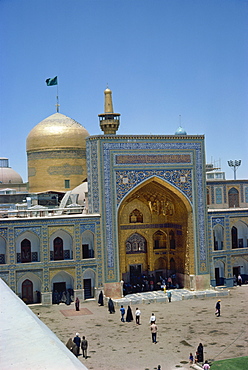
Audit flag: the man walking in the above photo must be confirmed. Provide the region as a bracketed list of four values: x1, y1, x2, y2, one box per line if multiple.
[73, 333, 81, 357]
[120, 305, 125, 322]
[150, 321, 158, 343]
[81, 336, 88, 358]
[149, 313, 156, 323]
[215, 299, 221, 317]
[135, 307, 141, 325]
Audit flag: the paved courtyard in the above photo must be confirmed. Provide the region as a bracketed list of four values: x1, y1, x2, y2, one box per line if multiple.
[30, 286, 248, 370]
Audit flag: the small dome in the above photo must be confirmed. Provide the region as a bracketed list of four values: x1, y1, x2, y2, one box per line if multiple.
[0, 158, 23, 184]
[26, 113, 89, 152]
[175, 126, 187, 135]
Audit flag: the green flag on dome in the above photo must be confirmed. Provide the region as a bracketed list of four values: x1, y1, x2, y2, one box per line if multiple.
[46, 76, 58, 86]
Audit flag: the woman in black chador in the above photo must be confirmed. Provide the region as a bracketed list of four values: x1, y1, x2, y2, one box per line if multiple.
[108, 298, 115, 313]
[126, 305, 133, 322]
[197, 343, 204, 363]
[98, 291, 104, 306]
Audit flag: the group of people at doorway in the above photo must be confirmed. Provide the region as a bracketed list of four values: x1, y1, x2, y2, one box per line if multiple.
[123, 273, 179, 295]
[234, 274, 243, 286]
[52, 288, 74, 305]
[66, 333, 88, 359]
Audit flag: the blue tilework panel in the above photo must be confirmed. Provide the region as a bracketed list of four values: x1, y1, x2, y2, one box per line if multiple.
[212, 217, 225, 228]
[14, 227, 41, 238]
[0, 228, 8, 240]
[116, 169, 192, 204]
[87, 140, 99, 213]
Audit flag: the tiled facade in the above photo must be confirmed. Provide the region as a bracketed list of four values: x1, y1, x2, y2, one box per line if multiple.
[0, 215, 101, 304]
[207, 179, 248, 287]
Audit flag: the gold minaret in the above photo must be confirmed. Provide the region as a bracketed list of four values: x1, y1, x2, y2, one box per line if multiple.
[98, 88, 120, 134]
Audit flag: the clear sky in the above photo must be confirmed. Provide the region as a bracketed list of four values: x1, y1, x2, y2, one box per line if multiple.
[1, 0, 247, 182]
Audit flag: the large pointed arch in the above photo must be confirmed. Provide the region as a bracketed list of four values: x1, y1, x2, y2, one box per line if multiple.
[118, 176, 194, 290]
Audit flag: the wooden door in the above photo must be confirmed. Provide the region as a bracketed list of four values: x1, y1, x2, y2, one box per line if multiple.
[22, 279, 33, 304]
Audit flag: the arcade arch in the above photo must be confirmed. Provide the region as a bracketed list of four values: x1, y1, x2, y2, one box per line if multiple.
[82, 268, 96, 299]
[214, 260, 225, 286]
[232, 256, 248, 282]
[17, 272, 42, 304]
[51, 271, 74, 303]
[49, 230, 73, 260]
[82, 230, 95, 259]
[213, 224, 224, 250]
[231, 221, 248, 249]
[118, 177, 193, 290]
[16, 231, 40, 263]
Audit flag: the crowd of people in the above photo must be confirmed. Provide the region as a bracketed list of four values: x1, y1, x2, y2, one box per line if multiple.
[123, 274, 179, 295]
[52, 288, 74, 305]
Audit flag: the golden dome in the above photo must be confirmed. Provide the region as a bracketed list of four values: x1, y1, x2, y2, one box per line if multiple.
[26, 113, 89, 152]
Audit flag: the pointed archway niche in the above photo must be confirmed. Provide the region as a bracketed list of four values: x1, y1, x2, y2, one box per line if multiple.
[118, 176, 194, 289]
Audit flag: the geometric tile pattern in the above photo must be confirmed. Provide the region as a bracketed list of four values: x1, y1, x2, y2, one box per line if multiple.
[87, 136, 208, 281]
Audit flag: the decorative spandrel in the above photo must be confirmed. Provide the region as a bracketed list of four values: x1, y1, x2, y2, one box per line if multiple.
[116, 169, 192, 205]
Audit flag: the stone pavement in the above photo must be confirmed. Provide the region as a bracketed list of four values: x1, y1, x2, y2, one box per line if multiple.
[30, 285, 247, 370]
[113, 288, 229, 306]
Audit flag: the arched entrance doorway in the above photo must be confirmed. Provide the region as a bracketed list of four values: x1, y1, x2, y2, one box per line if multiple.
[51, 271, 74, 304]
[22, 279, 33, 304]
[118, 177, 193, 292]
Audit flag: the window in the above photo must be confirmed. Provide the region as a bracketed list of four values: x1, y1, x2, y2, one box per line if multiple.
[231, 227, 238, 249]
[153, 231, 166, 249]
[129, 209, 143, 223]
[215, 187, 222, 204]
[245, 187, 248, 203]
[65, 179, 70, 189]
[126, 233, 147, 254]
[21, 239, 31, 263]
[228, 188, 239, 208]
[54, 237, 64, 260]
[82, 244, 94, 259]
[207, 173, 214, 179]
[213, 225, 224, 250]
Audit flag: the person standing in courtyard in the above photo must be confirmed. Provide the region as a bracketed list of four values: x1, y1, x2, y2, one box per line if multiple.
[150, 321, 158, 343]
[167, 290, 172, 302]
[150, 313, 156, 323]
[75, 297, 80, 311]
[98, 290, 104, 306]
[238, 274, 242, 286]
[73, 333, 81, 357]
[120, 305, 125, 322]
[135, 307, 141, 325]
[126, 305, 133, 322]
[81, 336, 88, 359]
[189, 352, 194, 364]
[108, 298, 115, 313]
[197, 343, 204, 363]
[215, 299, 221, 317]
